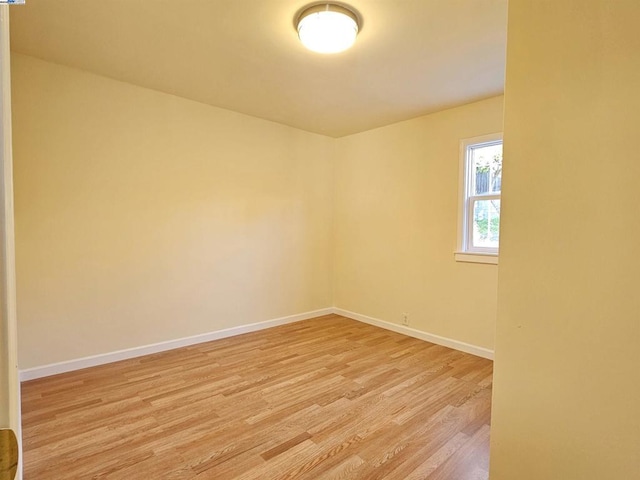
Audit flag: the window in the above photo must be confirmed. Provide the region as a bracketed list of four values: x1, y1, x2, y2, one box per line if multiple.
[456, 133, 503, 264]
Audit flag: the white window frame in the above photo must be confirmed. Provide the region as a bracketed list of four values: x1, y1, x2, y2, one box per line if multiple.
[455, 132, 503, 265]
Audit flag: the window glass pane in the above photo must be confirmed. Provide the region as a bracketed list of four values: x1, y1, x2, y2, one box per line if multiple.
[471, 143, 502, 195]
[472, 199, 500, 249]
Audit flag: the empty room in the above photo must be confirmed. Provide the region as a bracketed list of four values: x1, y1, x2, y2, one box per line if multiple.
[0, 1, 638, 479]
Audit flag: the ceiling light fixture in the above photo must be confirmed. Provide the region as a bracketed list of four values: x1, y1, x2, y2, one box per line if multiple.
[296, 3, 360, 54]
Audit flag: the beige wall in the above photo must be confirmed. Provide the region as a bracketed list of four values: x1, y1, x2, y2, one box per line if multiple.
[12, 54, 334, 369]
[490, 1, 640, 478]
[333, 96, 503, 350]
[13, 52, 504, 371]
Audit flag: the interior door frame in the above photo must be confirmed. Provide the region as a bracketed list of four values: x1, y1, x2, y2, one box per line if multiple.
[0, 5, 22, 480]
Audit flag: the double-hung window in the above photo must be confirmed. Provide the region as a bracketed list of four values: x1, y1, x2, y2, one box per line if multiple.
[456, 133, 503, 264]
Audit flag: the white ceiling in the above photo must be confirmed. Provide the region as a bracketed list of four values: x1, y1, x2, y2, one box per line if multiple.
[9, 0, 507, 137]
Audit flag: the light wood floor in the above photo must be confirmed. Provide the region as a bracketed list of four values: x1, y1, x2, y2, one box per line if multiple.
[21, 314, 493, 479]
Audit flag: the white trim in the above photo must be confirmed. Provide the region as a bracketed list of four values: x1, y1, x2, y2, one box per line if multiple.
[454, 252, 498, 265]
[333, 308, 494, 360]
[19, 306, 494, 381]
[20, 308, 333, 381]
[0, 6, 22, 479]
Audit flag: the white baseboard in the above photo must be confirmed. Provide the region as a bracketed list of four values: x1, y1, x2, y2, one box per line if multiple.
[19, 308, 334, 381]
[332, 308, 494, 360]
[20, 306, 492, 381]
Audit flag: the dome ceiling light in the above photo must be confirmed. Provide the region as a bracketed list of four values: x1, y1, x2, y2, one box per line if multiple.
[296, 3, 360, 54]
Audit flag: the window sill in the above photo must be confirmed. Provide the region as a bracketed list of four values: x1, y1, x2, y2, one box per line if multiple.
[454, 252, 498, 265]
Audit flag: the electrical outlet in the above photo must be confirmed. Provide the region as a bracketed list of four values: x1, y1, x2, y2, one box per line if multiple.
[402, 313, 409, 326]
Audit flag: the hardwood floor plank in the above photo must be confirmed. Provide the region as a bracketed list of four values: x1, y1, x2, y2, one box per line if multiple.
[21, 314, 492, 479]
[261, 432, 313, 461]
